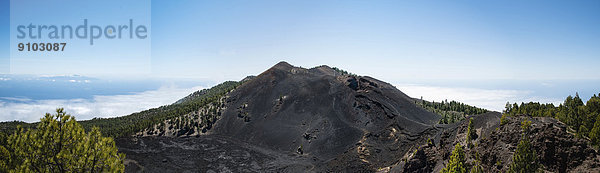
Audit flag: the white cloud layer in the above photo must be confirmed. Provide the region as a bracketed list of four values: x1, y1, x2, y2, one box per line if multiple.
[0, 83, 566, 122]
[394, 84, 563, 112]
[0, 85, 205, 122]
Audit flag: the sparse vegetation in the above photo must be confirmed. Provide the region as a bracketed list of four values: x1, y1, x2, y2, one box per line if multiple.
[503, 92, 600, 145]
[500, 113, 508, 126]
[508, 119, 539, 173]
[467, 118, 477, 148]
[0, 81, 241, 138]
[331, 67, 357, 76]
[470, 152, 484, 173]
[520, 120, 532, 132]
[467, 118, 476, 142]
[442, 143, 466, 173]
[416, 99, 488, 124]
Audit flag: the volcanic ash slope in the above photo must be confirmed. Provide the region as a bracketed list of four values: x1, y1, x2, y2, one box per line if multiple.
[211, 61, 441, 171]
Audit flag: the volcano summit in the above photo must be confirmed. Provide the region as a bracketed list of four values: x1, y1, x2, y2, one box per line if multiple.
[24, 62, 597, 172]
[119, 62, 443, 172]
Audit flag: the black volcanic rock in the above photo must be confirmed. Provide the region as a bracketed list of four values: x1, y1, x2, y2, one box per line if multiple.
[395, 112, 600, 173]
[211, 61, 440, 171]
[118, 62, 442, 172]
[118, 62, 600, 172]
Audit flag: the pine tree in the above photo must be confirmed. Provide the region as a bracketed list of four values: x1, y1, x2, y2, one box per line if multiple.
[4, 108, 125, 172]
[590, 116, 600, 146]
[467, 118, 477, 143]
[470, 152, 484, 173]
[504, 102, 512, 114]
[0, 132, 9, 172]
[508, 136, 538, 173]
[501, 93, 600, 142]
[442, 143, 466, 173]
[500, 114, 508, 126]
[508, 120, 538, 173]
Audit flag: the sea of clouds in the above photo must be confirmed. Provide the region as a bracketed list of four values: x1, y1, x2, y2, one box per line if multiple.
[394, 84, 563, 112]
[0, 85, 204, 122]
[0, 83, 567, 122]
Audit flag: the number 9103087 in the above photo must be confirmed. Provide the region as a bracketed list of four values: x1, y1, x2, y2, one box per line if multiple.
[18, 43, 66, 51]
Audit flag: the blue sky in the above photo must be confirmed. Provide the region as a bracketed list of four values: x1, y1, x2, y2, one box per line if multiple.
[149, 0, 600, 81]
[1, 0, 599, 81]
[0, 0, 8, 74]
[1, 1, 600, 122]
[6, 0, 151, 77]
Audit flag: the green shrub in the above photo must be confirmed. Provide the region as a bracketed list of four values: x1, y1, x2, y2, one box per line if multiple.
[500, 114, 508, 126]
[467, 118, 476, 142]
[442, 143, 466, 173]
[2, 109, 124, 172]
[508, 120, 539, 173]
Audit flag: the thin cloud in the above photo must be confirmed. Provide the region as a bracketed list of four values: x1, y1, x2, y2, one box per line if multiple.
[395, 84, 563, 111]
[0, 85, 205, 122]
[0, 83, 566, 122]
